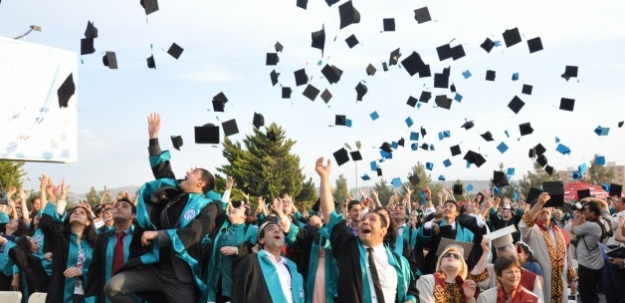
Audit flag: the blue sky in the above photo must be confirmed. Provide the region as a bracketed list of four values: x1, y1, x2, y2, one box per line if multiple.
[2, 0, 624, 194]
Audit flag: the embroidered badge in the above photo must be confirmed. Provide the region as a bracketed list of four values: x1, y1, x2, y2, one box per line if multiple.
[184, 209, 196, 221]
[34, 235, 43, 243]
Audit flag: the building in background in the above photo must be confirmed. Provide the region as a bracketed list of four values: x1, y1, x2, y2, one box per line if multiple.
[559, 162, 625, 185]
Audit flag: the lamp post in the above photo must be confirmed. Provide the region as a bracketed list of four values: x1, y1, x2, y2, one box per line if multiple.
[13, 25, 42, 40]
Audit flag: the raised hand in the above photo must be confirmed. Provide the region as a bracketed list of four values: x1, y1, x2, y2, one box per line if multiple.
[147, 112, 161, 139]
[424, 186, 432, 201]
[46, 179, 58, 202]
[18, 188, 26, 201]
[39, 174, 49, 191]
[60, 179, 70, 200]
[7, 186, 17, 198]
[537, 192, 551, 206]
[462, 279, 477, 299]
[371, 189, 378, 198]
[225, 176, 234, 191]
[315, 157, 331, 177]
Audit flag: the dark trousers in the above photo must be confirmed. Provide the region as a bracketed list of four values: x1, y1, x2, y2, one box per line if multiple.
[602, 255, 625, 303]
[73, 294, 85, 303]
[579, 264, 603, 303]
[0, 272, 11, 291]
[104, 264, 197, 303]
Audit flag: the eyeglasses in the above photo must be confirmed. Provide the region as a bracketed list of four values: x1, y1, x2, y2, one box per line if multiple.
[442, 252, 462, 260]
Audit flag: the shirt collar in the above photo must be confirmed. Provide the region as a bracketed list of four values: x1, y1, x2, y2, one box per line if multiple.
[264, 250, 286, 265]
[109, 226, 132, 237]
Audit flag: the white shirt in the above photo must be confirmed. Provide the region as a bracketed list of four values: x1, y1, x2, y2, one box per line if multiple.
[365, 244, 398, 303]
[266, 252, 293, 303]
[424, 220, 456, 230]
[607, 210, 625, 247]
[397, 223, 407, 236]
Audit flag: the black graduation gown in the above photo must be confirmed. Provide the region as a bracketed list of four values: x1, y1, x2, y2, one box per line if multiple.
[231, 253, 274, 303]
[7, 245, 50, 293]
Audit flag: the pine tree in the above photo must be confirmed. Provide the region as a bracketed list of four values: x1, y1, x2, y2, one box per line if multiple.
[518, 162, 560, 194]
[373, 178, 393, 206]
[296, 177, 318, 209]
[587, 154, 614, 185]
[0, 160, 26, 194]
[333, 174, 350, 204]
[85, 186, 101, 207]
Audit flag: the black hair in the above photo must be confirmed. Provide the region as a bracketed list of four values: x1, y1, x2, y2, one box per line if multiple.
[16, 236, 35, 254]
[62, 206, 97, 247]
[197, 168, 215, 194]
[583, 201, 601, 217]
[373, 207, 396, 248]
[114, 197, 136, 214]
[494, 255, 521, 276]
[347, 200, 361, 211]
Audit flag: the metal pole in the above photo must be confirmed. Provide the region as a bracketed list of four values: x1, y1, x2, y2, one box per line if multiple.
[355, 162, 358, 200]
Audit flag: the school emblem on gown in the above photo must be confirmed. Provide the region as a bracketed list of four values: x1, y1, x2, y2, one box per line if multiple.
[184, 209, 196, 221]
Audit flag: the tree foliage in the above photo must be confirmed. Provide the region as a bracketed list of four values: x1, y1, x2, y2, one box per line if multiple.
[333, 174, 350, 204]
[373, 178, 393, 205]
[586, 154, 614, 185]
[517, 162, 560, 195]
[0, 160, 26, 195]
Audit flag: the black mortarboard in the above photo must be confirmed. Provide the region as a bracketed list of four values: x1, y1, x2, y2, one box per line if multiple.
[147, 55, 156, 69]
[382, 62, 388, 71]
[345, 34, 359, 48]
[486, 70, 496, 81]
[619, 121, 624, 128]
[542, 181, 564, 207]
[320, 89, 332, 103]
[414, 7, 432, 23]
[502, 28, 522, 47]
[409, 174, 421, 185]
[140, 0, 159, 15]
[536, 154, 548, 167]
[435, 95, 452, 110]
[545, 165, 554, 176]
[610, 184, 623, 197]
[194, 124, 219, 144]
[434, 73, 449, 88]
[366, 64, 377, 76]
[527, 37, 543, 53]
[450, 83, 456, 93]
[450, 145, 461, 156]
[267, 130, 277, 142]
[464, 150, 486, 167]
[294, 69, 308, 86]
[350, 151, 362, 161]
[419, 91, 432, 103]
[212, 92, 228, 104]
[57, 74, 75, 108]
[398, 138, 405, 147]
[420, 143, 429, 151]
[443, 66, 451, 76]
[102, 51, 118, 69]
[561, 65, 578, 80]
[453, 184, 463, 195]
[419, 64, 432, 78]
[321, 64, 343, 84]
[302, 84, 320, 101]
[81, 38, 95, 55]
[270, 70, 280, 86]
[481, 131, 494, 142]
[534, 143, 546, 156]
[212, 100, 225, 112]
[451, 45, 466, 60]
[508, 96, 525, 114]
[522, 84, 533, 95]
[492, 171, 509, 187]
[407, 96, 418, 108]
[339, 1, 360, 29]
[401, 51, 425, 77]
[222, 119, 239, 137]
[171, 135, 183, 150]
[333, 148, 350, 166]
[461, 121, 475, 130]
[84, 21, 98, 39]
[527, 187, 543, 205]
[167, 43, 184, 59]
[421, 126, 427, 138]
[253, 113, 265, 129]
[377, 168, 383, 176]
[380, 142, 392, 153]
[519, 122, 533, 136]
[296, 0, 308, 9]
[335, 115, 346, 126]
[355, 82, 367, 101]
[436, 44, 452, 61]
[282, 87, 292, 99]
[275, 42, 284, 52]
[311, 26, 325, 53]
[481, 38, 495, 53]
[559, 98, 575, 111]
[389, 48, 401, 66]
[577, 189, 591, 200]
[528, 148, 536, 158]
[266, 53, 279, 65]
[383, 18, 395, 31]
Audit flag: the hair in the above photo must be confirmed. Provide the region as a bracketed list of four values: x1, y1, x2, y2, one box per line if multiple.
[196, 168, 215, 194]
[494, 255, 521, 276]
[11, 220, 29, 237]
[583, 201, 601, 217]
[459, 204, 469, 215]
[242, 204, 257, 225]
[443, 200, 459, 211]
[16, 236, 35, 253]
[475, 193, 484, 204]
[436, 247, 468, 280]
[348, 200, 361, 211]
[114, 197, 136, 214]
[62, 206, 97, 247]
[373, 207, 395, 247]
[516, 242, 535, 259]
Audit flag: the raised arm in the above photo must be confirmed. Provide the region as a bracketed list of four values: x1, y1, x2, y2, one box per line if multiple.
[315, 157, 334, 224]
[526, 192, 551, 223]
[18, 188, 31, 226]
[147, 113, 176, 180]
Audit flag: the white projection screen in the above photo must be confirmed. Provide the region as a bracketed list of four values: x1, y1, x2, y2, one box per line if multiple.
[0, 36, 78, 163]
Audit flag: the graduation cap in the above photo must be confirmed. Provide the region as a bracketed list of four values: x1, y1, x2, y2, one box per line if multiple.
[321, 64, 343, 84]
[619, 121, 624, 128]
[542, 181, 564, 207]
[577, 189, 591, 200]
[522, 84, 533, 95]
[333, 148, 350, 166]
[253, 113, 265, 129]
[536, 154, 548, 167]
[302, 84, 320, 101]
[453, 184, 463, 195]
[421, 126, 427, 138]
[377, 168, 383, 176]
[526, 187, 543, 204]
[534, 143, 546, 156]
[485, 225, 517, 249]
[194, 124, 220, 144]
[84, 21, 98, 39]
[419, 64, 432, 78]
[492, 171, 509, 187]
[450, 145, 461, 156]
[102, 51, 118, 69]
[559, 98, 575, 111]
[296, 0, 308, 9]
[338, 1, 360, 29]
[355, 82, 367, 101]
[294, 69, 308, 86]
[398, 138, 405, 147]
[595, 126, 610, 136]
[502, 28, 522, 47]
[436, 44, 452, 61]
[57, 74, 75, 108]
[408, 174, 421, 186]
[212, 100, 225, 112]
[436, 238, 474, 260]
[270, 70, 280, 86]
[480, 38, 495, 53]
[464, 150, 486, 167]
[561, 65, 578, 81]
[167, 43, 184, 60]
[81, 38, 95, 55]
[610, 184, 623, 197]
[140, 0, 159, 15]
[519, 122, 534, 136]
[461, 121, 475, 130]
[366, 64, 377, 76]
[451, 45, 466, 60]
[213, 92, 228, 104]
[361, 174, 371, 181]
[320, 89, 332, 103]
[414, 7, 432, 23]
[485, 70, 496, 81]
[389, 48, 402, 66]
[407, 96, 418, 107]
[497, 142, 509, 154]
[480, 131, 494, 142]
[527, 37, 543, 53]
[345, 34, 359, 48]
[282, 87, 292, 99]
[274, 42, 284, 52]
[435, 95, 452, 110]
[170, 135, 183, 150]
[311, 26, 325, 54]
[335, 115, 347, 126]
[147, 55, 156, 69]
[267, 130, 277, 142]
[222, 119, 239, 137]
[350, 151, 362, 161]
[380, 142, 392, 153]
[508, 96, 525, 114]
[419, 91, 432, 103]
[402, 51, 425, 77]
[266, 53, 279, 65]
[434, 73, 449, 88]
[383, 18, 395, 31]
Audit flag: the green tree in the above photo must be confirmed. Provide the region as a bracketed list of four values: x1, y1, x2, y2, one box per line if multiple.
[495, 162, 516, 200]
[296, 177, 318, 209]
[586, 154, 614, 185]
[0, 160, 26, 195]
[85, 186, 101, 207]
[373, 178, 393, 205]
[218, 123, 308, 202]
[399, 162, 444, 204]
[333, 174, 350, 204]
[518, 162, 560, 195]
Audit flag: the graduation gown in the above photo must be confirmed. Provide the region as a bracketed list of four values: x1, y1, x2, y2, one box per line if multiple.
[3, 241, 50, 293]
[231, 250, 305, 303]
[415, 219, 475, 275]
[476, 264, 544, 300]
[477, 286, 542, 303]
